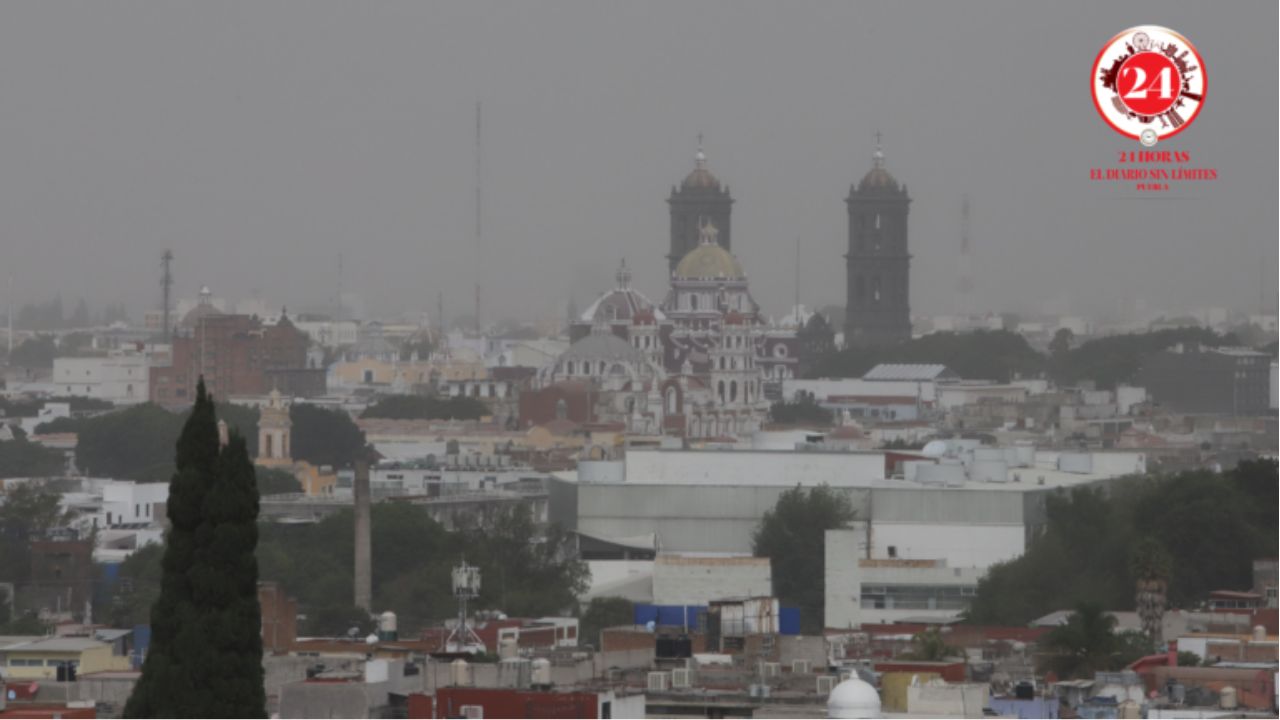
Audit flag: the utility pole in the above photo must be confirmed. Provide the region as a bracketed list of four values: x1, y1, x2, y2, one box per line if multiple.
[160, 250, 173, 344]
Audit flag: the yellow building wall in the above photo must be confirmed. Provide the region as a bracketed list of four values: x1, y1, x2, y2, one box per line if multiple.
[880, 671, 941, 712]
[5, 645, 130, 679]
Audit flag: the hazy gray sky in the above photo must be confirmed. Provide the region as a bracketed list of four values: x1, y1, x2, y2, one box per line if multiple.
[1, 1, 1275, 325]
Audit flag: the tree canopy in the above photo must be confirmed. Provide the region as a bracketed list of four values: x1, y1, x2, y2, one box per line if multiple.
[768, 396, 834, 426]
[250, 503, 585, 636]
[361, 394, 489, 422]
[966, 460, 1278, 625]
[0, 483, 74, 586]
[124, 381, 265, 718]
[0, 436, 66, 478]
[288, 404, 366, 469]
[752, 485, 857, 633]
[808, 330, 1044, 382]
[1049, 326, 1237, 389]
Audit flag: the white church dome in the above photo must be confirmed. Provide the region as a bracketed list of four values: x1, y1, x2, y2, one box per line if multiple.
[827, 676, 881, 719]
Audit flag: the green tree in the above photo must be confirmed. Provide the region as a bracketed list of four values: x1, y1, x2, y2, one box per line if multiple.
[966, 461, 1278, 626]
[0, 484, 74, 585]
[10, 336, 57, 368]
[808, 330, 1043, 382]
[578, 597, 635, 650]
[108, 543, 164, 628]
[255, 466, 303, 495]
[1052, 327, 1236, 389]
[768, 396, 834, 426]
[1043, 603, 1121, 679]
[752, 485, 856, 633]
[907, 627, 957, 661]
[124, 381, 266, 718]
[71, 404, 182, 480]
[0, 436, 66, 478]
[1049, 328, 1075, 357]
[289, 404, 366, 469]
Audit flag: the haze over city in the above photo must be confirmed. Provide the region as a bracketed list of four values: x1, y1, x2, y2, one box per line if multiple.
[1, 0, 1275, 325]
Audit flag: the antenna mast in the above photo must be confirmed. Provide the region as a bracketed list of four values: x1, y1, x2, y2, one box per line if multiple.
[160, 250, 174, 344]
[474, 101, 482, 334]
[957, 196, 974, 319]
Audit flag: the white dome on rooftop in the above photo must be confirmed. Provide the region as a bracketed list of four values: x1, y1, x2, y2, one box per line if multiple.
[828, 676, 881, 719]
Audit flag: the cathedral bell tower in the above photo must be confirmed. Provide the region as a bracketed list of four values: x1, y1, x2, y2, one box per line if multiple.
[845, 135, 912, 347]
[667, 137, 734, 274]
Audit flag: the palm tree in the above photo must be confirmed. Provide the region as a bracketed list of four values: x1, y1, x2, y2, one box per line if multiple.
[1044, 603, 1120, 679]
[908, 627, 956, 661]
[1129, 537, 1172, 645]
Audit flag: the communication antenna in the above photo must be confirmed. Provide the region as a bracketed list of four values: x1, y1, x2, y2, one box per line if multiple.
[336, 253, 344, 321]
[957, 196, 974, 319]
[474, 101, 482, 334]
[447, 559, 486, 654]
[160, 250, 174, 344]
[6, 275, 13, 356]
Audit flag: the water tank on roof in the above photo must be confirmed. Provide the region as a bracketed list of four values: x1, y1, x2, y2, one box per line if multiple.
[921, 440, 948, 458]
[532, 658, 552, 687]
[451, 659, 471, 687]
[378, 611, 398, 641]
[1253, 625, 1266, 640]
[1219, 686, 1237, 710]
[499, 636, 518, 660]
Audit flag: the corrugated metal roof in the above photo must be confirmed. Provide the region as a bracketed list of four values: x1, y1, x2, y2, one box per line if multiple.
[863, 364, 955, 381]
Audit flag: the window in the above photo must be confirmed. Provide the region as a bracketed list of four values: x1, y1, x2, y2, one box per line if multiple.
[888, 545, 897, 558]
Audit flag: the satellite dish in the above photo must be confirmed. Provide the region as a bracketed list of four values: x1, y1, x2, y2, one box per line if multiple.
[645, 620, 656, 633]
[365, 633, 379, 646]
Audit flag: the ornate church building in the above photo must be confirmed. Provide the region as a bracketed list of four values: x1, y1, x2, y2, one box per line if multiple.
[844, 139, 912, 346]
[530, 145, 801, 439]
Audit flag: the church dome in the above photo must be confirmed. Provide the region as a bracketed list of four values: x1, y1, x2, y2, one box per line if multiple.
[680, 144, 721, 190]
[857, 165, 898, 191]
[674, 244, 744, 281]
[559, 329, 646, 365]
[580, 260, 666, 324]
[827, 676, 881, 719]
[855, 136, 900, 193]
[673, 221, 744, 281]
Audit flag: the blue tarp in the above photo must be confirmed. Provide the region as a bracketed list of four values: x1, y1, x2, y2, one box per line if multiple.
[132, 624, 152, 669]
[634, 604, 802, 634]
[633, 604, 705, 631]
[780, 607, 800, 635]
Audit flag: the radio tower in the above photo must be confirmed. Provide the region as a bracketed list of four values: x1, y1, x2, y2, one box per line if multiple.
[160, 250, 174, 343]
[957, 196, 974, 320]
[473, 101, 482, 335]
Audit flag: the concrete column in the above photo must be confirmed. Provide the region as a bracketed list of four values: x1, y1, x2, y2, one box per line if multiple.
[354, 459, 373, 612]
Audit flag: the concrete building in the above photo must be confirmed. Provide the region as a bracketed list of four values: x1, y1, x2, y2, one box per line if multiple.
[553, 446, 1146, 562]
[0, 637, 132, 679]
[52, 352, 149, 405]
[825, 530, 986, 628]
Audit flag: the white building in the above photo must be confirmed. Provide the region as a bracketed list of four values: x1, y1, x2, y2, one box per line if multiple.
[52, 352, 149, 405]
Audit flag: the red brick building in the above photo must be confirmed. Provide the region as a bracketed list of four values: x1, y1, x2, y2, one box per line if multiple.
[151, 311, 323, 405]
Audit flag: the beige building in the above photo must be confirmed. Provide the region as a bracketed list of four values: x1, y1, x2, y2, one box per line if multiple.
[0, 636, 131, 679]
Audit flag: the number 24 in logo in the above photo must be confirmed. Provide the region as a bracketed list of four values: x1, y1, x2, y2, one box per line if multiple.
[1092, 26, 1205, 146]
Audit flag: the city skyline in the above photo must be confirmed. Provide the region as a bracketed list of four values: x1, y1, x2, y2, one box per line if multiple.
[0, 1, 1275, 325]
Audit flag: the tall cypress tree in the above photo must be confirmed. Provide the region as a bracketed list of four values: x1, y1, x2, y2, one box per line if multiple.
[124, 380, 266, 718]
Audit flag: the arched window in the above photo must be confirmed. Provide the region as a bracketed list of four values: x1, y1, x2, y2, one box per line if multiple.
[691, 295, 699, 311]
[718, 381, 726, 403]
[730, 381, 738, 403]
[555, 399, 568, 420]
[665, 386, 678, 414]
